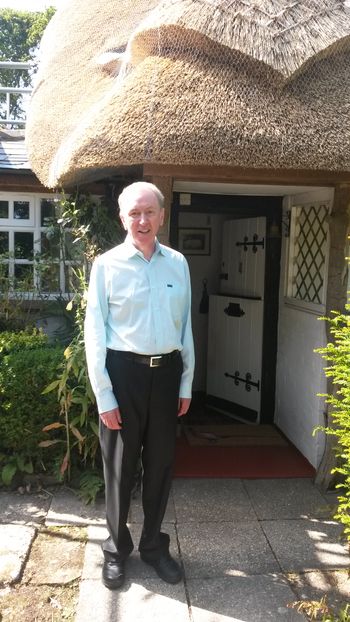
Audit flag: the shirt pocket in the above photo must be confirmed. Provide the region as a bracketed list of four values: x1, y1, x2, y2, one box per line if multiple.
[161, 281, 184, 321]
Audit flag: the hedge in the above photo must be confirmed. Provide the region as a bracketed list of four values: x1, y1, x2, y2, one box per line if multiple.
[0, 332, 64, 471]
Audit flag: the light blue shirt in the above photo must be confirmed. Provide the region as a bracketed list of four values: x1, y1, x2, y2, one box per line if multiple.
[84, 236, 195, 414]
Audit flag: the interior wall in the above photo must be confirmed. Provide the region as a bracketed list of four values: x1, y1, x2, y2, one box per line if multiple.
[275, 188, 334, 468]
[178, 211, 224, 391]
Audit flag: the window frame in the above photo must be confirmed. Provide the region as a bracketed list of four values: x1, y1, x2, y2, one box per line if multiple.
[284, 201, 331, 315]
[0, 192, 84, 299]
[0, 193, 35, 226]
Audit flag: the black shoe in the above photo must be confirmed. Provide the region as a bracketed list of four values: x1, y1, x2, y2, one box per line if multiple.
[102, 559, 125, 590]
[141, 552, 183, 584]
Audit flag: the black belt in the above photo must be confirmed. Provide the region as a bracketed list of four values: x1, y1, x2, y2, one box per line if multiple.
[108, 349, 180, 368]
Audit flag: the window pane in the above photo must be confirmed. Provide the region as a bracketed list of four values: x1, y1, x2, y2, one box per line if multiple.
[14, 201, 30, 220]
[41, 231, 60, 259]
[14, 264, 34, 290]
[0, 200, 9, 218]
[41, 198, 58, 226]
[14, 232, 33, 259]
[39, 263, 60, 293]
[0, 231, 9, 255]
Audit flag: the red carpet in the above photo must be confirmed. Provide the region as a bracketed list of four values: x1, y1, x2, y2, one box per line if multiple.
[174, 436, 315, 478]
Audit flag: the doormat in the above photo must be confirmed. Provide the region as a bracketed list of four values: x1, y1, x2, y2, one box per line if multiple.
[183, 424, 289, 447]
[174, 437, 315, 478]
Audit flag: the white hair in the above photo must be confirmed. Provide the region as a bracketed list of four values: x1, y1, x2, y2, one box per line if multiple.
[118, 181, 164, 213]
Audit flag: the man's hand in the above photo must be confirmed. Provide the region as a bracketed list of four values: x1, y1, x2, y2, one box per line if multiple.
[100, 407, 122, 430]
[178, 397, 191, 417]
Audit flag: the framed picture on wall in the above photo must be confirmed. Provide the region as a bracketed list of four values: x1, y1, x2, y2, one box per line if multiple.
[178, 228, 211, 256]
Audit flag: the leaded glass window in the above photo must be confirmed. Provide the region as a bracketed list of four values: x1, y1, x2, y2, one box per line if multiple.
[287, 202, 330, 308]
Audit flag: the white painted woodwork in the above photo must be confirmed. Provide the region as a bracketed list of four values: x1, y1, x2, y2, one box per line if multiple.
[207, 295, 264, 418]
[220, 218, 265, 297]
[207, 217, 266, 420]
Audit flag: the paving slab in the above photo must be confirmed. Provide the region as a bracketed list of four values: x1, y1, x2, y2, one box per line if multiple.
[261, 519, 350, 572]
[45, 488, 105, 526]
[288, 569, 350, 613]
[0, 491, 51, 525]
[23, 526, 86, 585]
[75, 579, 190, 622]
[173, 478, 255, 523]
[320, 490, 341, 517]
[244, 479, 331, 520]
[82, 523, 180, 582]
[129, 488, 176, 524]
[0, 525, 36, 585]
[188, 575, 306, 621]
[178, 521, 279, 578]
[244, 478, 331, 520]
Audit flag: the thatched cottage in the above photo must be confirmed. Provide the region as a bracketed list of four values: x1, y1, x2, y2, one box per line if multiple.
[23, 0, 350, 475]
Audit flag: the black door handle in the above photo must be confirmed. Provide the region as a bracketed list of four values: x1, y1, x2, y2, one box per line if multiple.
[224, 303, 245, 317]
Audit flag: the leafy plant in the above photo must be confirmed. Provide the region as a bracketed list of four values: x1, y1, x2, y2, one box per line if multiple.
[1, 452, 33, 486]
[39, 190, 124, 496]
[0, 333, 65, 482]
[0, 327, 48, 355]
[40, 277, 99, 482]
[315, 308, 350, 540]
[77, 470, 105, 505]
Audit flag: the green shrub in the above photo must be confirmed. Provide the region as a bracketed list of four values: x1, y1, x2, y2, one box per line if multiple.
[316, 308, 350, 540]
[0, 344, 64, 475]
[0, 328, 48, 356]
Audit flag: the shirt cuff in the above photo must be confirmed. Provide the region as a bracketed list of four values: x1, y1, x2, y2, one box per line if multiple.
[179, 378, 192, 399]
[95, 389, 118, 415]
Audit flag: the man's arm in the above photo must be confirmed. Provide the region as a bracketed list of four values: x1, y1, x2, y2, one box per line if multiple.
[84, 259, 119, 415]
[178, 258, 195, 407]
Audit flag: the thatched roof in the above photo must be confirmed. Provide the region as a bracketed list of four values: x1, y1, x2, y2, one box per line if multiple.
[129, 0, 350, 77]
[26, 0, 350, 187]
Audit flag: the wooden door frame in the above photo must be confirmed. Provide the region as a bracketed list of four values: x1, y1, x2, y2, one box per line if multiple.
[171, 192, 282, 424]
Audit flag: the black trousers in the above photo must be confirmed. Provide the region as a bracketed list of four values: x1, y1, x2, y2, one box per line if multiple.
[100, 349, 183, 563]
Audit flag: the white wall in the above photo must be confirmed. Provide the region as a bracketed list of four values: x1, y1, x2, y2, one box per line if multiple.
[275, 188, 334, 468]
[178, 211, 224, 391]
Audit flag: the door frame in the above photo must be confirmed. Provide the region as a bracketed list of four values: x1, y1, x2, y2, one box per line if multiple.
[170, 192, 282, 424]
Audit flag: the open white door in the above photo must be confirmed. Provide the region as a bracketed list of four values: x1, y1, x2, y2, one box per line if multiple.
[207, 217, 265, 422]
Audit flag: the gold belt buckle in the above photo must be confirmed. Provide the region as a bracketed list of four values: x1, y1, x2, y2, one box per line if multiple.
[150, 355, 162, 367]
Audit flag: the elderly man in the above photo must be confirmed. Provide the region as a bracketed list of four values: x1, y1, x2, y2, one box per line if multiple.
[84, 181, 194, 589]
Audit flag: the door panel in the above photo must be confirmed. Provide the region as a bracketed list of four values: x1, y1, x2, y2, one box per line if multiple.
[207, 295, 263, 420]
[220, 217, 265, 298]
[207, 217, 266, 422]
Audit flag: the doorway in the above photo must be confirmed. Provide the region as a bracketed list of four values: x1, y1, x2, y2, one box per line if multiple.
[171, 192, 282, 425]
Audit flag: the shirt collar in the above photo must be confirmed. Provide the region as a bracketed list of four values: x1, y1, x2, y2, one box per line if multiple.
[121, 235, 165, 260]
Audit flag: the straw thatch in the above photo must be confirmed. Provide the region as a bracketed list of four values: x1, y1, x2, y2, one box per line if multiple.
[26, 0, 350, 187]
[128, 0, 350, 77]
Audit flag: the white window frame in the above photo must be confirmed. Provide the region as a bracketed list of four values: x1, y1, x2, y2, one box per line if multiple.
[0, 192, 35, 226]
[285, 201, 331, 315]
[0, 192, 84, 299]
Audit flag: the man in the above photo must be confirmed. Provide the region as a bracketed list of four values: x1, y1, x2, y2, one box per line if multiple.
[84, 181, 195, 589]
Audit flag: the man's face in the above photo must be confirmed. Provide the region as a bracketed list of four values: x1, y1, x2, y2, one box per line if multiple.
[120, 188, 164, 252]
